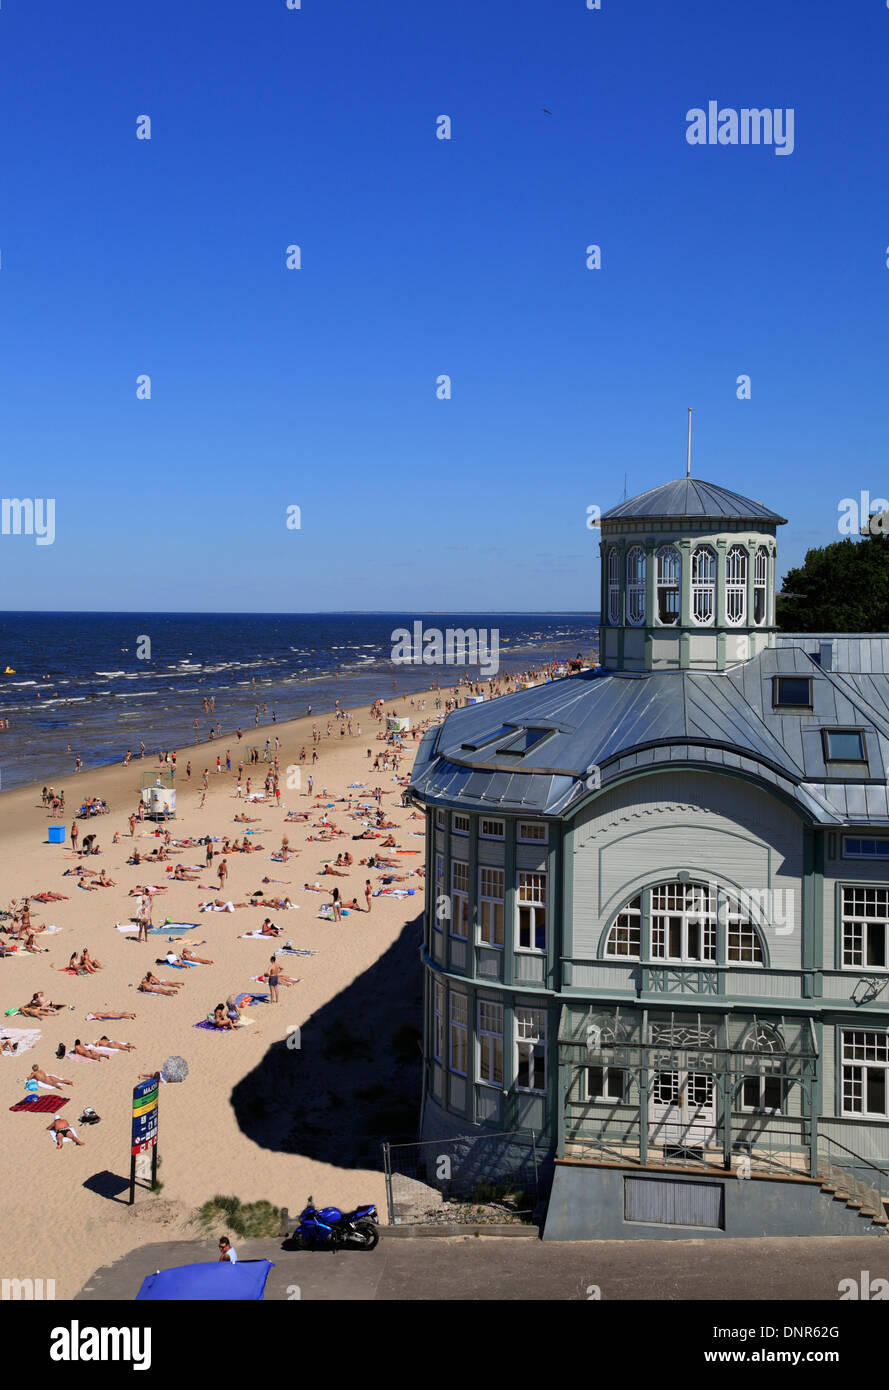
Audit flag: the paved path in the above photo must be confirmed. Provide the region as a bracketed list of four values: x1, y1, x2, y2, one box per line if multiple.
[76, 1232, 889, 1301]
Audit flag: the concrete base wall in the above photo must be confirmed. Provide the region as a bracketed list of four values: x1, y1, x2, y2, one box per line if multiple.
[542, 1163, 879, 1241]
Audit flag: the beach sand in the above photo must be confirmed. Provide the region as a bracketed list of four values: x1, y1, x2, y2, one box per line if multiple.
[0, 696, 435, 1297]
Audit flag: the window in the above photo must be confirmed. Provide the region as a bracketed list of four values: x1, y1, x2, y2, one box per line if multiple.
[449, 992, 468, 1075]
[516, 1007, 546, 1092]
[452, 813, 469, 835]
[518, 821, 548, 844]
[461, 725, 515, 751]
[691, 546, 716, 626]
[478, 1000, 503, 1085]
[496, 728, 552, 757]
[651, 882, 716, 962]
[433, 853, 445, 933]
[587, 1065, 627, 1101]
[435, 809, 445, 829]
[843, 838, 889, 860]
[607, 547, 620, 624]
[824, 730, 866, 763]
[451, 859, 469, 939]
[774, 676, 812, 709]
[725, 546, 747, 625]
[725, 903, 765, 964]
[655, 546, 681, 626]
[626, 546, 646, 625]
[842, 886, 889, 968]
[433, 980, 444, 1062]
[517, 871, 547, 951]
[479, 818, 505, 839]
[841, 1030, 889, 1117]
[478, 866, 505, 947]
[753, 547, 768, 626]
[741, 1074, 783, 1113]
[605, 894, 642, 957]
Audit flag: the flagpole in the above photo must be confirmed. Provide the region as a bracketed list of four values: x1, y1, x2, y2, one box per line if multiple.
[686, 407, 692, 478]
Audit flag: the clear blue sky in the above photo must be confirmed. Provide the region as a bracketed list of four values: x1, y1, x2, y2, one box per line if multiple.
[0, 0, 886, 612]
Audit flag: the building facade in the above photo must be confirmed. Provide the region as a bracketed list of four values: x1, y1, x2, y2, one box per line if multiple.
[408, 476, 889, 1238]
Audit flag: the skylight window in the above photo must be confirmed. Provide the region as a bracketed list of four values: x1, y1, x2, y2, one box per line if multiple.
[823, 730, 866, 763]
[495, 728, 553, 757]
[460, 725, 515, 751]
[774, 676, 812, 709]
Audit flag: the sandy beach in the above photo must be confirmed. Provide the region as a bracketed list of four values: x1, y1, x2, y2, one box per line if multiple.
[0, 695, 439, 1297]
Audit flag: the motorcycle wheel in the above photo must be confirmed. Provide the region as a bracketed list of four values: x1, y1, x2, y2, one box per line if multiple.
[356, 1221, 379, 1251]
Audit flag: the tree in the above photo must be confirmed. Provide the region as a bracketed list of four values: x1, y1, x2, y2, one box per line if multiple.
[777, 535, 889, 632]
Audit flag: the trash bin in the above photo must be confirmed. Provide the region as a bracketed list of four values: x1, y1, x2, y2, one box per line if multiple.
[48, 826, 66, 844]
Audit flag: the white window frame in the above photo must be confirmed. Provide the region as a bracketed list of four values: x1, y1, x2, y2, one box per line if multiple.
[753, 546, 768, 627]
[605, 895, 642, 958]
[655, 545, 681, 627]
[452, 813, 469, 836]
[478, 1000, 504, 1086]
[517, 870, 547, 953]
[691, 546, 716, 626]
[450, 859, 469, 940]
[626, 546, 646, 626]
[586, 1064, 627, 1101]
[841, 1029, 889, 1117]
[841, 886, 889, 970]
[479, 818, 505, 840]
[515, 1006, 546, 1094]
[518, 821, 548, 844]
[478, 865, 505, 948]
[650, 881, 717, 962]
[607, 547, 620, 625]
[449, 991, 468, 1076]
[725, 545, 748, 626]
[433, 980, 444, 1062]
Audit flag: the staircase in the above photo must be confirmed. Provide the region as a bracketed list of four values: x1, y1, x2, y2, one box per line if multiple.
[816, 1138, 889, 1236]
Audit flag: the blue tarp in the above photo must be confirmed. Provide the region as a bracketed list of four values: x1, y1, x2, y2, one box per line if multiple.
[135, 1258, 274, 1301]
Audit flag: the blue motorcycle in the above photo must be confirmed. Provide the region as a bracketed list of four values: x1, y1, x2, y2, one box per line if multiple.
[295, 1195, 379, 1251]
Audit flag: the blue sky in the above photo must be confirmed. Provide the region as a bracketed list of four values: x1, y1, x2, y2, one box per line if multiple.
[0, 0, 886, 612]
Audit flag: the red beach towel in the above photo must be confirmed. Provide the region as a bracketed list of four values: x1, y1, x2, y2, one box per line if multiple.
[10, 1095, 69, 1113]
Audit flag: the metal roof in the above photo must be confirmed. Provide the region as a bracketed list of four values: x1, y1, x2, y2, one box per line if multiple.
[409, 640, 889, 825]
[600, 477, 787, 526]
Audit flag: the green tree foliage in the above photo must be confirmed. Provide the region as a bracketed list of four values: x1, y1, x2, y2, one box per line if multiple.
[777, 536, 889, 632]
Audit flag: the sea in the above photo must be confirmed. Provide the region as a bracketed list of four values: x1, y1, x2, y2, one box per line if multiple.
[0, 612, 598, 792]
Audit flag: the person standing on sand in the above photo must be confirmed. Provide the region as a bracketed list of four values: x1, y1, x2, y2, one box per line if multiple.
[205, 841, 214, 869]
[365, 879, 373, 913]
[71, 822, 78, 852]
[332, 886, 341, 922]
[268, 955, 282, 1003]
[217, 858, 228, 890]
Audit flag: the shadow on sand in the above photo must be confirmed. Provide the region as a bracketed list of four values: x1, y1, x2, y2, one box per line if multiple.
[230, 914, 424, 1172]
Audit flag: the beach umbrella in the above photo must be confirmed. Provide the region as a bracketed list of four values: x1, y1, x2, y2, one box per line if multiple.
[161, 1056, 188, 1082]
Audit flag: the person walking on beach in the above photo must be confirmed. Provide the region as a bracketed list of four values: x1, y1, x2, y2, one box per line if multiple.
[364, 879, 372, 913]
[205, 841, 214, 869]
[307, 774, 313, 797]
[70, 822, 78, 852]
[129, 814, 136, 837]
[268, 955, 282, 1003]
[217, 858, 228, 890]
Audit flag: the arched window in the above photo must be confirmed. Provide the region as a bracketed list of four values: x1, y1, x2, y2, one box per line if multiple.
[753, 546, 768, 626]
[626, 547, 646, 625]
[691, 546, 716, 626]
[604, 894, 641, 957]
[607, 548, 620, 625]
[725, 546, 747, 626]
[603, 881, 766, 965]
[655, 546, 681, 626]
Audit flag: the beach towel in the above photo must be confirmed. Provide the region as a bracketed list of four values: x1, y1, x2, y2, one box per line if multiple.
[10, 1094, 68, 1113]
[32, 1079, 68, 1091]
[275, 948, 318, 957]
[193, 1017, 255, 1031]
[162, 921, 200, 930]
[240, 930, 281, 940]
[0, 1027, 41, 1055]
[234, 991, 268, 1006]
[48, 1125, 79, 1144]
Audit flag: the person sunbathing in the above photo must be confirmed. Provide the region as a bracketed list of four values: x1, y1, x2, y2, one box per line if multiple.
[31, 890, 68, 902]
[73, 1039, 109, 1060]
[30, 1063, 74, 1089]
[303, 882, 322, 892]
[380, 835, 397, 847]
[285, 811, 309, 821]
[95, 870, 116, 886]
[48, 1116, 84, 1148]
[212, 1004, 236, 1030]
[322, 864, 348, 876]
[22, 929, 48, 954]
[198, 899, 247, 911]
[139, 973, 179, 996]
[258, 918, 281, 936]
[93, 1035, 136, 1051]
[343, 897, 361, 911]
[233, 814, 260, 823]
[181, 947, 213, 964]
[90, 1008, 137, 1020]
[171, 865, 200, 881]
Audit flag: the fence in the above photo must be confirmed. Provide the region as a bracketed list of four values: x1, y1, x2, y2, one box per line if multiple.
[382, 1130, 540, 1226]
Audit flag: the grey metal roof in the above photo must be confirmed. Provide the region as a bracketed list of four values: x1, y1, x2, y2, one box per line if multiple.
[409, 637, 889, 826]
[600, 477, 787, 526]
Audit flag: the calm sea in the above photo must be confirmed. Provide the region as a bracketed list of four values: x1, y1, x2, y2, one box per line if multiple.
[0, 612, 598, 791]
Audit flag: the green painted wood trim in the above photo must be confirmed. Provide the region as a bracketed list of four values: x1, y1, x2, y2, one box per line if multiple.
[811, 829, 824, 993]
[503, 819, 516, 988]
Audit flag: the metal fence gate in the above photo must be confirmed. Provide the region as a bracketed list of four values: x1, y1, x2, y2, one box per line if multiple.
[382, 1130, 540, 1226]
